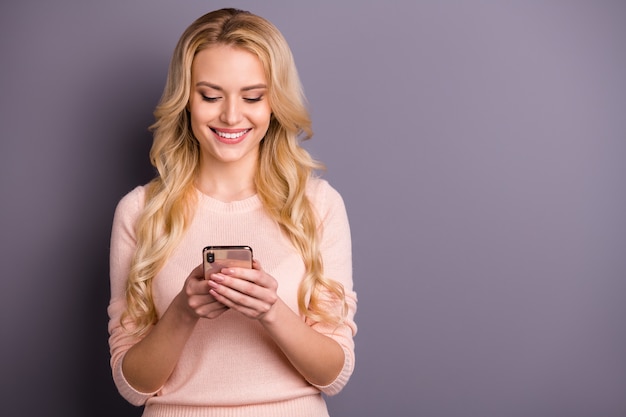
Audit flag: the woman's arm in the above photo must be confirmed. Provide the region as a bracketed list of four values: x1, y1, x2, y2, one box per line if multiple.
[260, 296, 346, 386]
[108, 188, 229, 400]
[120, 265, 228, 393]
[208, 263, 345, 386]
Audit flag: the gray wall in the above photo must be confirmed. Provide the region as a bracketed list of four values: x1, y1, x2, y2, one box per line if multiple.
[1, 1, 625, 416]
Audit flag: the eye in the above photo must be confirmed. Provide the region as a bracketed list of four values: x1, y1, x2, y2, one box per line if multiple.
[201, 95, 219, 103]
[244, 96, 263, 103]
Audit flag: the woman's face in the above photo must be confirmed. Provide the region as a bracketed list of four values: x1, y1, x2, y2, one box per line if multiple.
[189, 44, 271, 169]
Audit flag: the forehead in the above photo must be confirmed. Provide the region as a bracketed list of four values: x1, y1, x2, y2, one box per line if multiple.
[191, 45, 267, 87]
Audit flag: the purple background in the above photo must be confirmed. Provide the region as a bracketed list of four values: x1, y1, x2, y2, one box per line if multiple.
[1, 1, 625, 416]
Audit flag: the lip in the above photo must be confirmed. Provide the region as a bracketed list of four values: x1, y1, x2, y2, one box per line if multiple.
[210, 127, 251, 144]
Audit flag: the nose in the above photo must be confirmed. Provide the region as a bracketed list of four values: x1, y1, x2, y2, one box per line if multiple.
[219, 97, 243, 126]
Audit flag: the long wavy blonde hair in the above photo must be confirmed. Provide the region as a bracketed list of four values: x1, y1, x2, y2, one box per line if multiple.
[122, 8, 347, 335]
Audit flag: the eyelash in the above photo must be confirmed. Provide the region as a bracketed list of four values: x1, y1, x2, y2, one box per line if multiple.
[201, 95, 263, 103]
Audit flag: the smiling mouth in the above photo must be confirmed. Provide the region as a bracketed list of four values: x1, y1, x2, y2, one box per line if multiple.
[211, 128, 251, 140]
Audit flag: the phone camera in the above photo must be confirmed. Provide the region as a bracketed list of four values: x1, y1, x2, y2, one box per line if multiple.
[207, 252, 214, 263]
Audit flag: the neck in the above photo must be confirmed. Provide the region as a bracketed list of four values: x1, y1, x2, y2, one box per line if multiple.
[196, 159, 257, 203]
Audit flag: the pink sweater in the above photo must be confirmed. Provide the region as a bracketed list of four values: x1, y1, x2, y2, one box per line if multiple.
[108, 178, 357, 417]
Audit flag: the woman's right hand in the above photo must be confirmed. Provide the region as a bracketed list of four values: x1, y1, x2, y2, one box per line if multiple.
[179, 264, 229, 319]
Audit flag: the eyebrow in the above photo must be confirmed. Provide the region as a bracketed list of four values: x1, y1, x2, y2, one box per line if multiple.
[195, 81, 267, 92]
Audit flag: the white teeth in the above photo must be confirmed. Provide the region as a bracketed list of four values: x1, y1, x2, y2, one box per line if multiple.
[216, 129, 248, 139]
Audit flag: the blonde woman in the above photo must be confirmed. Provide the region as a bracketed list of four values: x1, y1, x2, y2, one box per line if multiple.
[107, 8, 357, 417]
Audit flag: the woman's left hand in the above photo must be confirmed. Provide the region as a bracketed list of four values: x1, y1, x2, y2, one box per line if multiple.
[209, 259, 346, 387]
[207, 259, 279, 321]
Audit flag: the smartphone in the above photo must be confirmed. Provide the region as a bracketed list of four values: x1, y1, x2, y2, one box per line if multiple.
[202, 245, 253, 279]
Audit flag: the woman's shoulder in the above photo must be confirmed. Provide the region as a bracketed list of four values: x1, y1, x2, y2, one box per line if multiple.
[306, 177, 346, 210]
[114, 185, 147, 218]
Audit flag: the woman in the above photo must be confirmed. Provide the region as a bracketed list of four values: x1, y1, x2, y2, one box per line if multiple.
[107, 8, 357, 417]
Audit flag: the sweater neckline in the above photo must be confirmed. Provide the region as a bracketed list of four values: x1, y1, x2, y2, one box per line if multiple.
[195, 187, 262, 213]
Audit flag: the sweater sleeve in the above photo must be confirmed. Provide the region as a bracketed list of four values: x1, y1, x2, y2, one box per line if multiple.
[107, 186, 159, 406]
[307, 180, 358, 396]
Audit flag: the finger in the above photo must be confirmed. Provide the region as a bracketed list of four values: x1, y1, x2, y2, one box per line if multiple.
[219, 266, 258, 283]
[208, 275, 277, 310]
[208, 286, 273, 319]
[219, 268, 275, 290]
[186, 268, 219, 307]
[210, 272, 267, 297]
[194, 300, 229, 318]
[188, 292, 218, 308]
[208, 274, 257, 299]
[189, 264, 204, 280]
[186, 274, 212, 296]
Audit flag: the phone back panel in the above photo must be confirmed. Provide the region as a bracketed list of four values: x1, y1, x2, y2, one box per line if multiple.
[202, 246, 253, 277]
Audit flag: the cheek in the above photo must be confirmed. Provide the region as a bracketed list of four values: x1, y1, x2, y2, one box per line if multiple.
[252, 105, 272, 127]
[189, 104, 216, 129]
[189, 110, 202, 135]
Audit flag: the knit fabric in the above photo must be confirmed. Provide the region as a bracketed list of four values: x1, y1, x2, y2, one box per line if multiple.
[108, 178, 357, 417]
